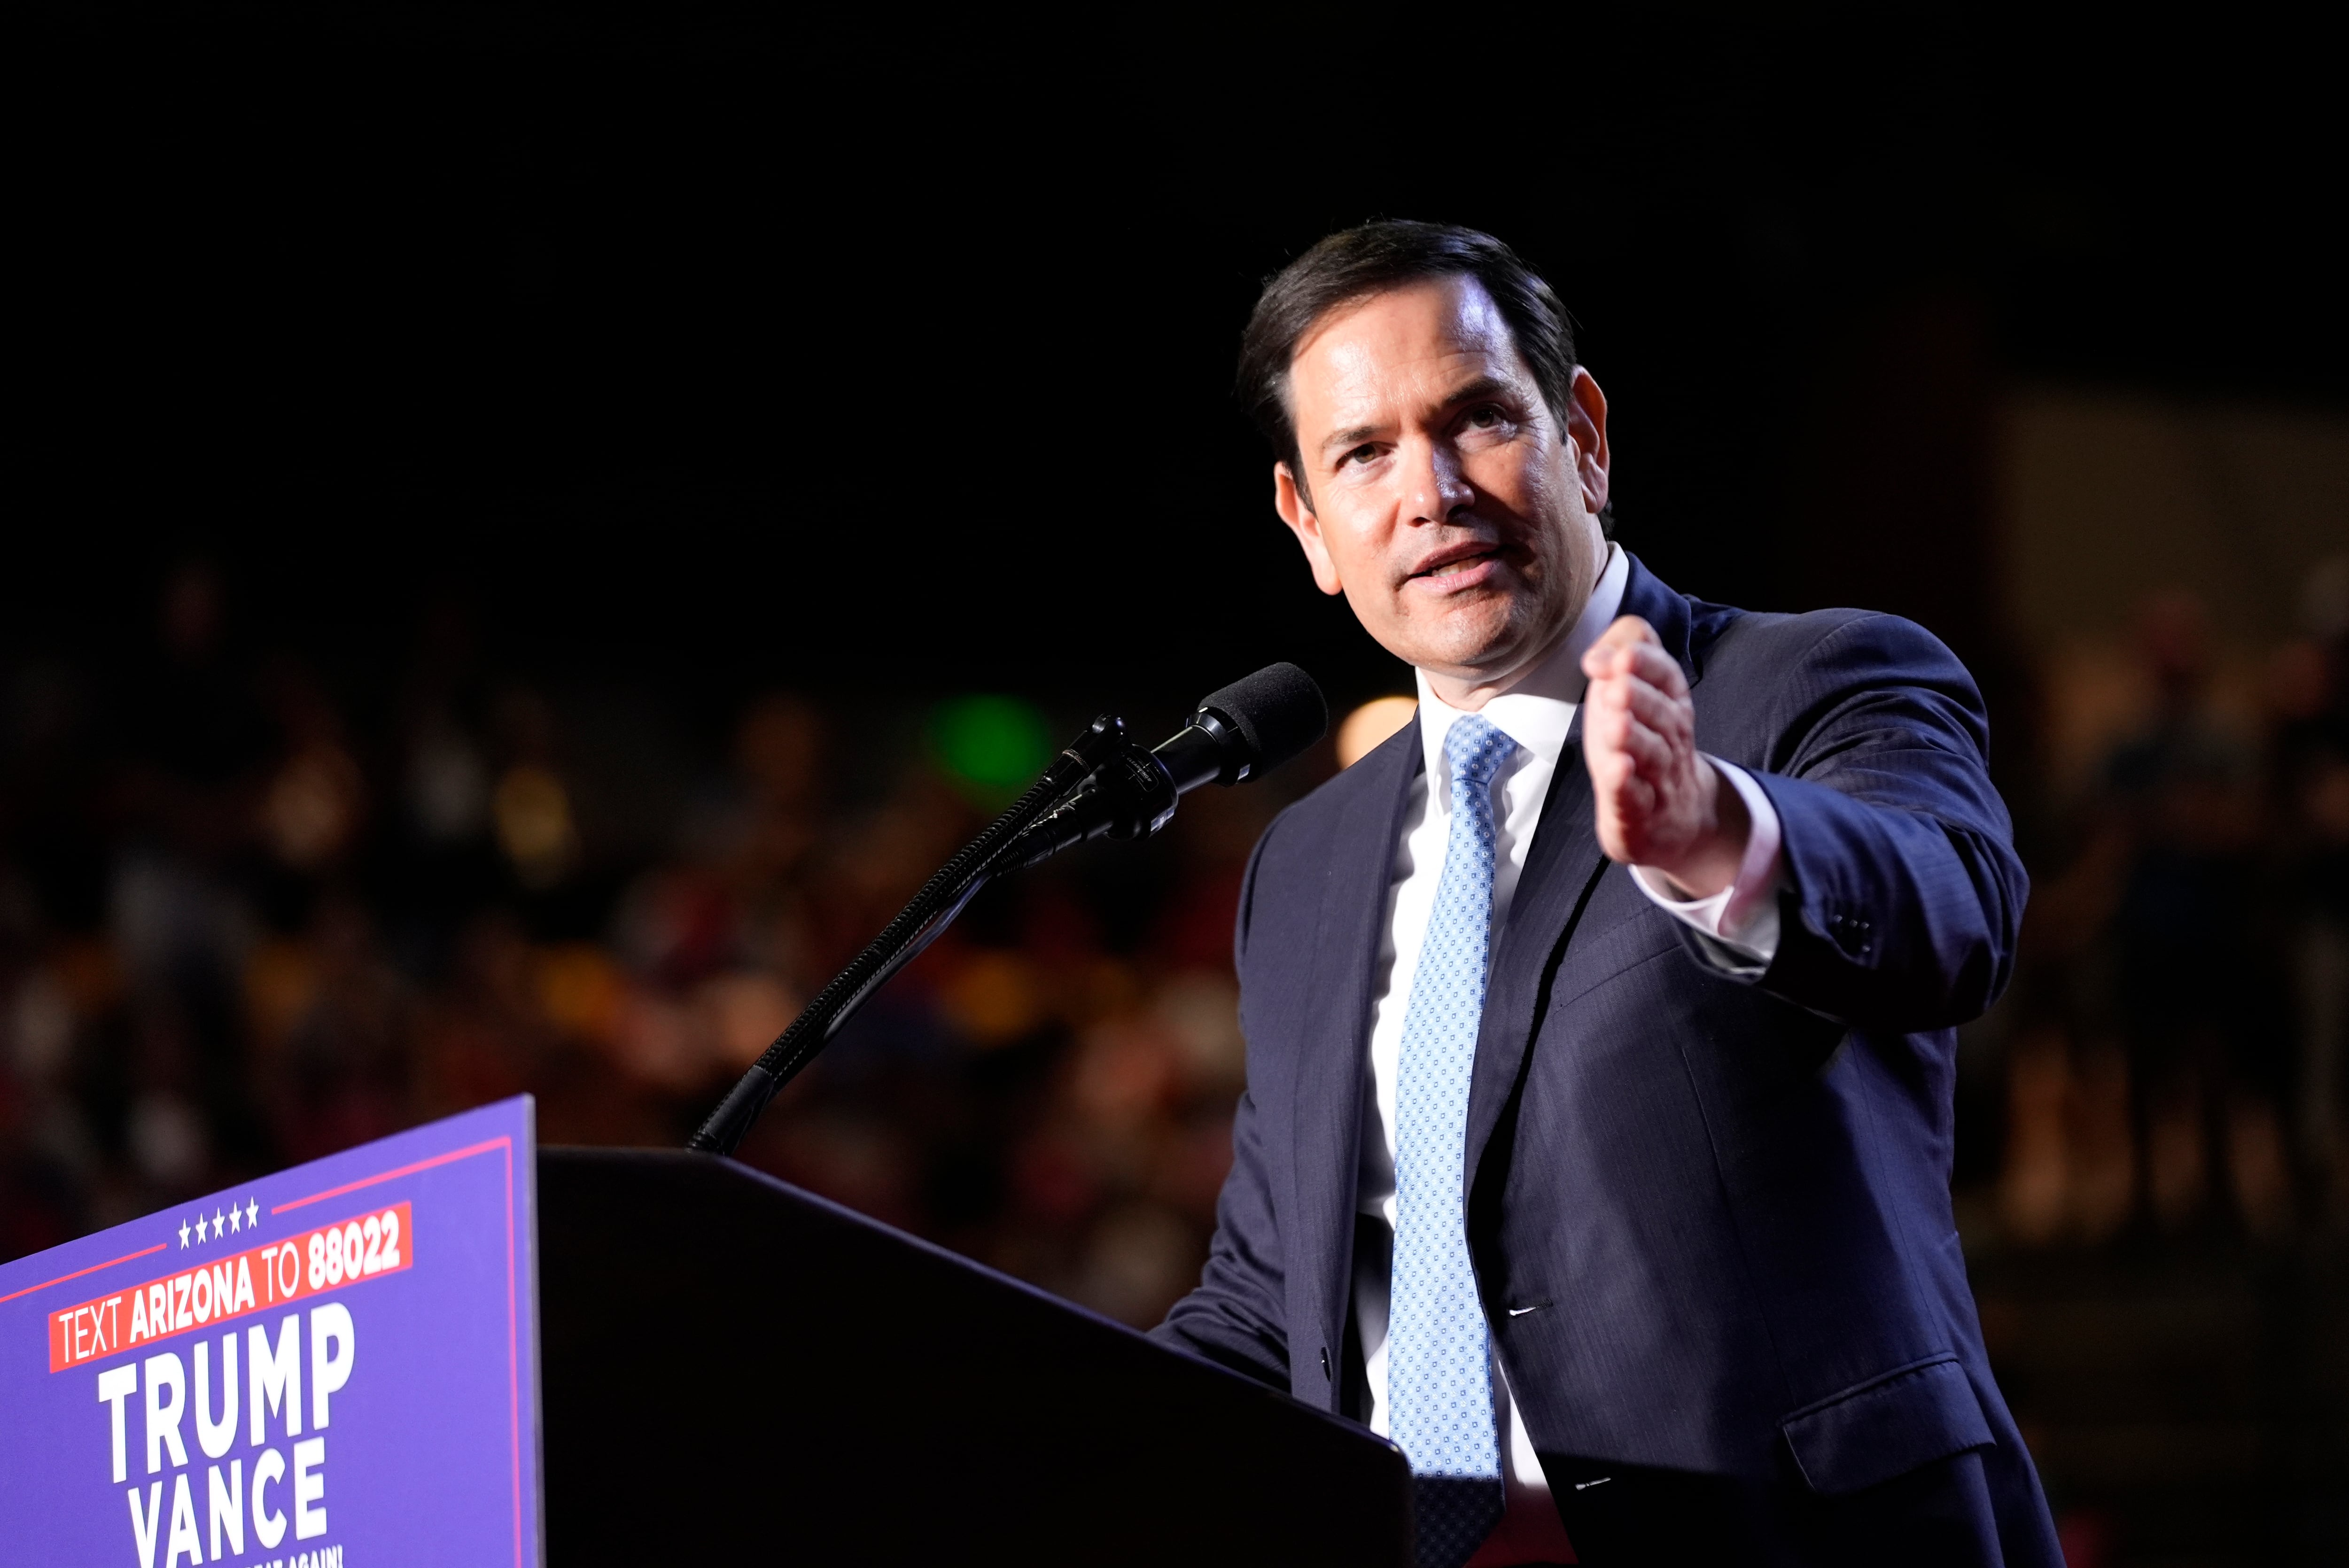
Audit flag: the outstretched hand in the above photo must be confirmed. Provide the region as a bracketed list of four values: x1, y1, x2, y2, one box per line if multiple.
[1579, 616, 1749, 898]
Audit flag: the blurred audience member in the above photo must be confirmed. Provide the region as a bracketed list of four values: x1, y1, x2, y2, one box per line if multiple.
[2098, 592, 2288, 1234]
[2272, 556, 2349, 1219]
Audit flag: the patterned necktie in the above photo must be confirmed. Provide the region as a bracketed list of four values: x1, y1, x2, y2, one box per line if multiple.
[1390, 713, 1517, 1568]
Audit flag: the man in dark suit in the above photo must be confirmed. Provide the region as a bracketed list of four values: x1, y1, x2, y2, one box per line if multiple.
[1151, 222, 2061, 1567]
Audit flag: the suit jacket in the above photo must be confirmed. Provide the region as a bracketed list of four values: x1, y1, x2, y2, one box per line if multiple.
[1153, 555, 2061, 1566]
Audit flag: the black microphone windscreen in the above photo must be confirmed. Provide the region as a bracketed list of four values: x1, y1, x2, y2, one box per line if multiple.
[1197, 663, 1328, 776]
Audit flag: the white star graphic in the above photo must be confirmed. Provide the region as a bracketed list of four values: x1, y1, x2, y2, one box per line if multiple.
[195, 1213, 208, 1243]
[179, 1220, 191, 1249]
[227, 1204, 241, 1234]
[247, 1199, 259, 1229]
[214, 1207, 226, 1238]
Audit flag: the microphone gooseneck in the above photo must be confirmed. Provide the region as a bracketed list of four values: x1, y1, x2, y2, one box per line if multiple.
[687, 665, 1327, 1157]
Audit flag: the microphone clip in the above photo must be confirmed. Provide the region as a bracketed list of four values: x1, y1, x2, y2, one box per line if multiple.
[1001, 716, 1177, 870]
[1073, 734, 1182, 842]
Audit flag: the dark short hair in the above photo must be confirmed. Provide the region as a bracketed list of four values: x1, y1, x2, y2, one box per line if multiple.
[1236, 219, 1610, 534]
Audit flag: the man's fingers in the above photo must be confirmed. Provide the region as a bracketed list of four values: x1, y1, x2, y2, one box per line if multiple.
[1586, 655, 1691, 738]
[1583, 619, 1686, 702]
[1587, 637, 1686, 701]
[1582, 612, 1698, 866]
[1614, 675, 1690, 745]
[1585, 664, 1684, 761]
[1608, 713, 1677, 779]
[1619, 639, 1688, 699]
[1585, 698, 1674, 785]
[1582, 614, 1661, 679]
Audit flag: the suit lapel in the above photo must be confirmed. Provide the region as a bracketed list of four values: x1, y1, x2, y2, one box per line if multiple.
[1287, 717, 1422, 1391]
[1463, 553, 1698, 1192]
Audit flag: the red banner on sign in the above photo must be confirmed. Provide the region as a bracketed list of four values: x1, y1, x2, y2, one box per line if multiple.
[48, 1202, 413, 1373]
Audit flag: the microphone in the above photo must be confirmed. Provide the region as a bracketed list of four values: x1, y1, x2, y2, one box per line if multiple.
[1007, 662, 1328, 867]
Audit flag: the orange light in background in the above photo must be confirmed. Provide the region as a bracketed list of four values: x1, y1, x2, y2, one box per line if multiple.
[940, 951, 1047, 1049]
[697, 970, 799, 1070]
[263, 744, 366, 869]
[534, 943, 626, 1046]
[1336, 696, 1417, 768]
[494, 764, 579, 888]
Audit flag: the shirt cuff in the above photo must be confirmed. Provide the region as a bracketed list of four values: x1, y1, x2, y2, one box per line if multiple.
[1630, 758, 1784, 963]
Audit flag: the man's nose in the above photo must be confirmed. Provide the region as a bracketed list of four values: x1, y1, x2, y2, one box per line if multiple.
[1402, 438, 1474, 525]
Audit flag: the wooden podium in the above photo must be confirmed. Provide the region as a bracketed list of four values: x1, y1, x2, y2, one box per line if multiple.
[537, 1148, 1410, 1565]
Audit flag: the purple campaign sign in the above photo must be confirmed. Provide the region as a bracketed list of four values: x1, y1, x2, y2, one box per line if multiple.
[0, 1096, 541, 1568]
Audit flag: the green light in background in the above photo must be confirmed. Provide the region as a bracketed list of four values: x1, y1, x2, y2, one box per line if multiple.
[932, 695, 1051, 800]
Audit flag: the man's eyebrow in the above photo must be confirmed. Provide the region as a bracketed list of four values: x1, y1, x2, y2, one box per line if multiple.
[1442, 375, 1515, 409]
[1318, 423, 1382, 459]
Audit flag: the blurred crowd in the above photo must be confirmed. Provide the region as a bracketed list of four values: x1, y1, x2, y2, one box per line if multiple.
[0, 565, 1277, 1328]
[6, 557, 2347, 1336]
[1994, 559, 2349, 1249]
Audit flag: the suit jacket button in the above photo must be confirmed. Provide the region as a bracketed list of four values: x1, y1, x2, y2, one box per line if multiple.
[1830, 912, 1872, 958]
[1320, 1346, 1331, 1381]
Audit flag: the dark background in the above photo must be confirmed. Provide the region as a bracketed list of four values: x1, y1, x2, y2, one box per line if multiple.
[16, 8, 2339, 699]
[7, 8, 2346, 1567]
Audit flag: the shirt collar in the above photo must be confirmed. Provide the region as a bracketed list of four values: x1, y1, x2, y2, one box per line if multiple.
[1414, 542, 1628, 786]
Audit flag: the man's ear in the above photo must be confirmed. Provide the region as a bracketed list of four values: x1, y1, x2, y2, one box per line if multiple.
[1565, 365, 1611, 518]
[1274, 463, 1345, 597]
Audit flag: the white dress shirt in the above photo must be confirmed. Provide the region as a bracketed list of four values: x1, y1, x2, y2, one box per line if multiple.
[1352, 543, 1785, 1562]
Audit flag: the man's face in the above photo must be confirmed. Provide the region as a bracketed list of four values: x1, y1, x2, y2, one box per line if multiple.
[1273, 276, 1611, 701]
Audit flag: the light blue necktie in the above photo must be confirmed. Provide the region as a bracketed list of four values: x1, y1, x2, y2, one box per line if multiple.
[1390, 713, 1517, 1568]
